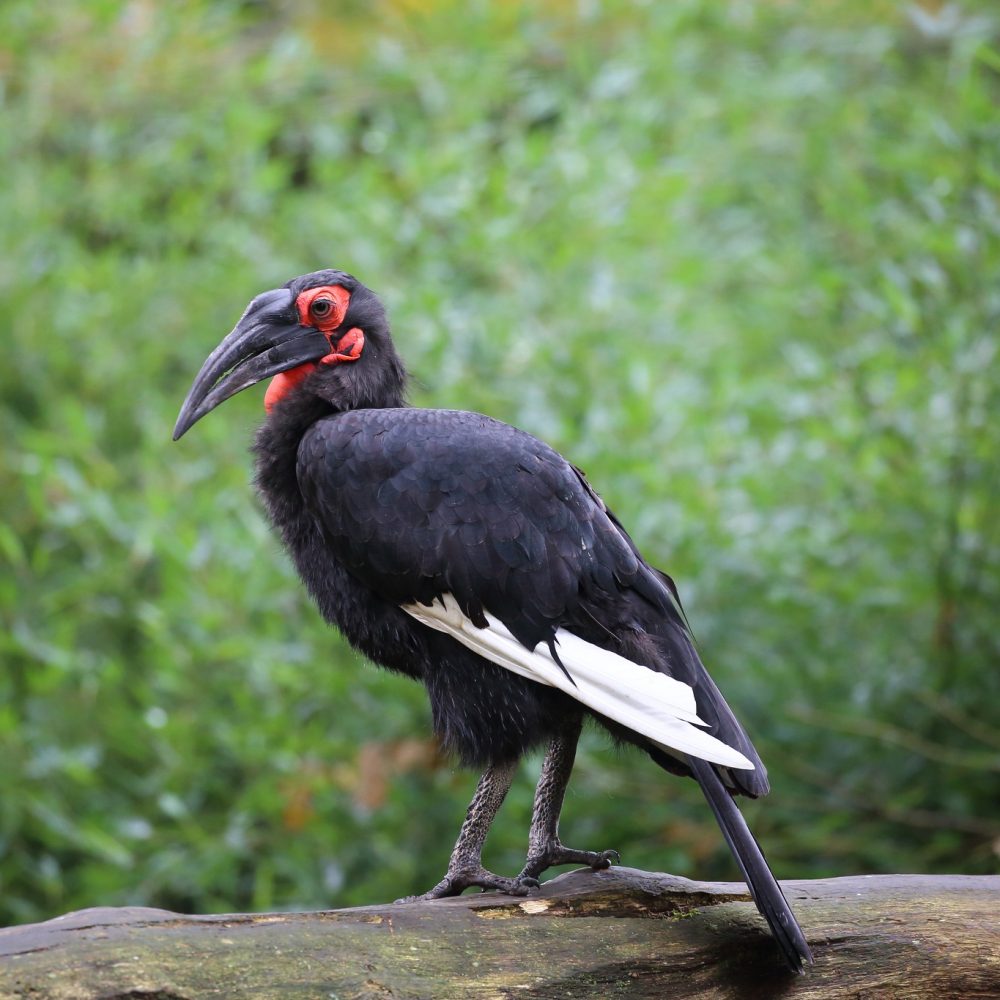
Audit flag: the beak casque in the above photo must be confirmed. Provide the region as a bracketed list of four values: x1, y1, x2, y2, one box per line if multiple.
[173, 287, 329, 440]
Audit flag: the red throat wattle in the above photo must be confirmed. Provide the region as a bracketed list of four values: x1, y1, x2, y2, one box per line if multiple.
[322, 326, 364, 365]
[264, 363, 317, 414]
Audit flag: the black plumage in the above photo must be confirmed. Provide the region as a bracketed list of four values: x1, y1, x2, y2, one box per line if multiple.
[174, 269, 812, 972]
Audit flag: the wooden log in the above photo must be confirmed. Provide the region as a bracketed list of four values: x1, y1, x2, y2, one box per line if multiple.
[0, 868, 997, 999]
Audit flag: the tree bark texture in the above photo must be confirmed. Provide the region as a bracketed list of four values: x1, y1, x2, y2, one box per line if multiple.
[0, 868, 996, 999]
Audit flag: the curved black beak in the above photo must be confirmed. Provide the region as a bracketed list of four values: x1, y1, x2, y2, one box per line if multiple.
[173, 288, 329, 440]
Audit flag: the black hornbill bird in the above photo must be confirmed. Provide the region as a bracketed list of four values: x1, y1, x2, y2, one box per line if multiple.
[174, 269, 812, 972]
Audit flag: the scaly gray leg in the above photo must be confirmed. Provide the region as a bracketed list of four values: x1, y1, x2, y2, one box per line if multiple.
[518, 713, 619, 881]
[398, 759, 537, 900]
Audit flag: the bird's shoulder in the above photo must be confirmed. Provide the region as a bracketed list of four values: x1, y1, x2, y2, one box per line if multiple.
[299, 407, 571, 478]
[297, 407, 606, 525]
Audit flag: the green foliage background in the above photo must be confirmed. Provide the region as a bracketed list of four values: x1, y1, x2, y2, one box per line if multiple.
[1, 0, 998, 926]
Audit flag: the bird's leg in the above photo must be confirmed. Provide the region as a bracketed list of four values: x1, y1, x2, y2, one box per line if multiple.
[398, 759, 536, 900]
[517, 714, 619, 881]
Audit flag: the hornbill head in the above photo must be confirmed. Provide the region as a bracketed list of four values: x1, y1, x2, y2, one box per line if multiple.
[173, 269, 406, 439]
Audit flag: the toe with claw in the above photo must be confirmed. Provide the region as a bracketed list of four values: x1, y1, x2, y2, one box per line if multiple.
[397, 867, 540, 902]
[519, 842, 620, 882]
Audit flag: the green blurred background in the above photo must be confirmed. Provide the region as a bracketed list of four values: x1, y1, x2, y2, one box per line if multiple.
[1, 0, 998, 927]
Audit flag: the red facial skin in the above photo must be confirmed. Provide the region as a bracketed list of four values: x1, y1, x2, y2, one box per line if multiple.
[295, 284, 352, 332]
[264, 286, 366, 414]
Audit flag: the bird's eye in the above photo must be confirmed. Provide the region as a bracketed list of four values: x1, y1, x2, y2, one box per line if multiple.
[310, 298, 334, 319]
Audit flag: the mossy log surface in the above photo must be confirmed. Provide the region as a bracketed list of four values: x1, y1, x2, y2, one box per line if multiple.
[0, 868, 997, 999]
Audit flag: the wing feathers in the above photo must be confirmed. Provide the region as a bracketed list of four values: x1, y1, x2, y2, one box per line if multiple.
[403, 593, 754, 771]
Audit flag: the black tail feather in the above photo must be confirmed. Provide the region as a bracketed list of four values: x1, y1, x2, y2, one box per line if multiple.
[688, 756, 813, 973]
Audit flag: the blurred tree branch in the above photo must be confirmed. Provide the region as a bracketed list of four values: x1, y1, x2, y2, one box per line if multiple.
[789, 705, 1000, 772]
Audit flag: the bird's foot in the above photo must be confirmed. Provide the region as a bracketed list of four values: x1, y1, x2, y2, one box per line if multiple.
[518, 841, 620, 881]
[395, 867, 540, 902]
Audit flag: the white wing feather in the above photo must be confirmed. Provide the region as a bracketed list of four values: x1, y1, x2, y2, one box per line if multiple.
[402, 593, 754, 771]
